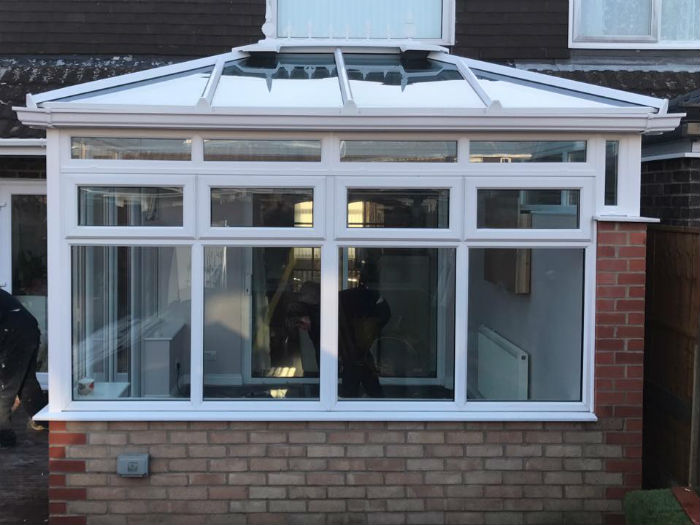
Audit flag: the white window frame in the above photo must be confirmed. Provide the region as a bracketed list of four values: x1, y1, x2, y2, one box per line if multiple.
[263, 0, 456, 46]
[63, 174, 196, 239]
[466, 177, 594, 241]
[569, 0, 700, 49]
[45, 129, 606, 421]
[335, 176, 462, 241]
[198, 175, 326, 239]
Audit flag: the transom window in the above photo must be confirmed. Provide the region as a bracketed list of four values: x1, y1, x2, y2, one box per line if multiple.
[570, 0, 700, 49]
[57, 133, 604, 420]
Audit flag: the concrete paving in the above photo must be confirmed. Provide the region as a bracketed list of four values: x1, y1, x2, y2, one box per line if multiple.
[0, 408, 48, 524]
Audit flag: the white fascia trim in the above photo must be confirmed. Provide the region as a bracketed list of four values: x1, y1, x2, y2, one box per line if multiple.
[34, 406, 598, 422]
[241, 39, 448, 54]
[0, 138, 47, 156]
[30, 52, 245, 106]
[460, 57, 669, 112]
[570, 41, 700, 50]
[13, 107, 683, 134]
[642, 152, 700, 162]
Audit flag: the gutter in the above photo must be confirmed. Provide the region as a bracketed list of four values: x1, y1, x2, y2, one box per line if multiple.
[0, 138, 47, 156]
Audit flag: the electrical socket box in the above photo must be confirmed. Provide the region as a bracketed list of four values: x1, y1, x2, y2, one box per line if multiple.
[117, 453, 149, 477]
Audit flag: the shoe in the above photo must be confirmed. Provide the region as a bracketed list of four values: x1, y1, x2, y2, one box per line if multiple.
[0, 429, 16, 447]
[27, 420, 47, 431]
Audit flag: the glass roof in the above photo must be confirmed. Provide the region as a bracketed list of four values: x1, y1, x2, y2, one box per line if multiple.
[38, 48, 660, 113]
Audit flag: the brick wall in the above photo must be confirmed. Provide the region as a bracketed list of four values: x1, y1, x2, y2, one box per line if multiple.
[641, 157, 700, 227]
[49, 221, 647, 525]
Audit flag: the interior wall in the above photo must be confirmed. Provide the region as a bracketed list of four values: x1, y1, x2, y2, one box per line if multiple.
[468, 248, 584, 401]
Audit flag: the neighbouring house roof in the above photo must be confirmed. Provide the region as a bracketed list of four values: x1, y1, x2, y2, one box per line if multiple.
[13, 43, 683, 135]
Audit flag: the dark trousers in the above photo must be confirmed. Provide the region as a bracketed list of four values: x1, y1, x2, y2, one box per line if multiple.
[0, 312, 46, 430]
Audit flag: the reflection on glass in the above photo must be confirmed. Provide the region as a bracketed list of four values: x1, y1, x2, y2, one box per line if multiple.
[204, 140, 321, 162]
[71, 137, 192, 161]
[347, 189, 449, 228]
[339, 247, 455, 399]
[468, 248, 584, 402]
[477, 190, 580, 229]
[204, 247, 321, 400]
[211, 188, 314, 228]
[578, 0, 653, 38]
[58, 67, 213, 106]
[340, 141, 457, 163]
[214, 54, 342, 108]
[605, 141, 619, 206]
[344, 54, 484, 108]
[72, 246, 191, 400]
[470, 141, 587, 163]
[660, 0, 700, 41]
[277, 0, 443, 39]
[78, 187, 183, 227]
[12, 195, 48, 373]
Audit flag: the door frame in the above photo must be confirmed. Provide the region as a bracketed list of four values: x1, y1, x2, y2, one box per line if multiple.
[0, 179, 48, 389]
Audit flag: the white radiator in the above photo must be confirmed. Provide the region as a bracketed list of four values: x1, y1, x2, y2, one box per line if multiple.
[477, 325, 529, 400]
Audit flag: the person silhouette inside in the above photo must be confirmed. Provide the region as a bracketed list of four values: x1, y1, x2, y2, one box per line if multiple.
[338, 265, 391, 398]
[0, 289, 47, 447]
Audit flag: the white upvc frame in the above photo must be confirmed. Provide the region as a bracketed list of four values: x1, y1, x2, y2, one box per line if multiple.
[569, 0, 700, 50]
[334, 176, 462, 241]
[62, 173, 196, 239]
[40, 128, 611, 422]
[465, 176, 595, 241]
[198, 175, 326, 239]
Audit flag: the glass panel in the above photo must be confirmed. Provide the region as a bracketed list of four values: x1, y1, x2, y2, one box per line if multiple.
[605, 141, 619, 206]
[78, 187, 183, 227]
[468, 248, 584, 402]
[470, 141, 587, 163]
[347, 189, 449, 228]
[71, 138, 191, 161]
[204, 246, 321, 400]
[344, 54, 485, 109]
[11, 195, 48, 373]
[72, 246, 191, 400]
[340, 141, 457, 163]
[277, 0, 443, 39]
[204, 140, 321, 162]
[339, 247, 455, 400]
[472, 70, 633, 109]
[661, 0, 700, 41]
[58, 67, 213, 106]
[477, 190, 580, 229]
[211, 188, 314, 228]
[578, 0, 653, 38]
[214, 54, 342, 108]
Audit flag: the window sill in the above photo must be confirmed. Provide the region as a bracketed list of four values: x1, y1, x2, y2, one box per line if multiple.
[34, 406, 598, 423]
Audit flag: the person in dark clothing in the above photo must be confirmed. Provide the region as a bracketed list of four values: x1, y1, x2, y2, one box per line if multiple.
[338, 279, 391, 398]
[0, 289, 47, 447]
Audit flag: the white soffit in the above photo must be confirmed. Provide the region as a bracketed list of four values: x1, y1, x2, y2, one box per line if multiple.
[15, 42, 682, 133]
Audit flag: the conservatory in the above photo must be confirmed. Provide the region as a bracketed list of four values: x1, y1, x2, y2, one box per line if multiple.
[16, 32, 681, 422]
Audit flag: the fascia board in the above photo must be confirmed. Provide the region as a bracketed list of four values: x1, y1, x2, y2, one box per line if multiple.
[459, 57, 668, 112]
[14, 107, 682, 134]
[241, 39, 448, 54]
[30, 52, 244, 106]
[0, 138, 47, 156]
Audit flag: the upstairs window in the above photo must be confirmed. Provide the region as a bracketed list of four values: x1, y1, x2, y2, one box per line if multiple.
[570, 0, 700, 49]
[268, 0, 455, 44]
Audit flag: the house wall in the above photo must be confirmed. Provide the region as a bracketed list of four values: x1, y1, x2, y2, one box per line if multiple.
[641, 157, 700, 227]
[47, 221, 646, 525]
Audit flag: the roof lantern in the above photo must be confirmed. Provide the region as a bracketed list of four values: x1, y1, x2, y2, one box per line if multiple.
[262, 0, 456, 45]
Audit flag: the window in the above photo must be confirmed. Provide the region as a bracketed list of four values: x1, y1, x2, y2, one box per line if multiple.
[59, 134, 596, 420]
[271, 0, 455, 44]
[571, 0, 700, 48]
[71, 137, 192, 160]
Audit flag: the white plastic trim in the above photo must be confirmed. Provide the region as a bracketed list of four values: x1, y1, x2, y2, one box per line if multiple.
[0, 138, 46, 157]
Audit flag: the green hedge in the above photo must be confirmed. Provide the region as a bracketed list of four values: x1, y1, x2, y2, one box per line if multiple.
[624, 489, 692, 525]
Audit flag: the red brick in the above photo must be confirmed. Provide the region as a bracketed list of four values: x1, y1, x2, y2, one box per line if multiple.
[628, 232, 647, 245]
[49, 502, 67, 514]
[595, 392, 626, 405]
[597, 247, 616, 259]
[598, 232, 628, 245]
[626, 366, 643, 378]
[596, 352, 615, 365]
[614, 406, 643, 418]
[51, 422, 68, 432]
[606, 487, 629, 500]
[618, 246, 646, 258]
[596, 366, 625, 378]
[50, 433, 87, 446]
[596, 339, 625, 351]
[597, 313, 627, 325]
[627, 286, 645, 298]
[598, 286, 627, 298]
[597, 259, 628, 272]
[49, 474, 66, 487]
[624, 447, 643, 459]
[49, 517, 86, 525]
[624, 472, 642, 487]
[49, 447, 66, 459]
[617, 273, 645, 285]
[49, 488, 87, 501]
[606, 460, 642, 473]
[628, 259, 646, 272]
[627, 339, 645, 351]
[50, 461, 86, 473]
[616, 326, 644, 339]
[615, 353, 643, 364]
[614, 379, 643, 392]
[615, 300, 645, 312]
